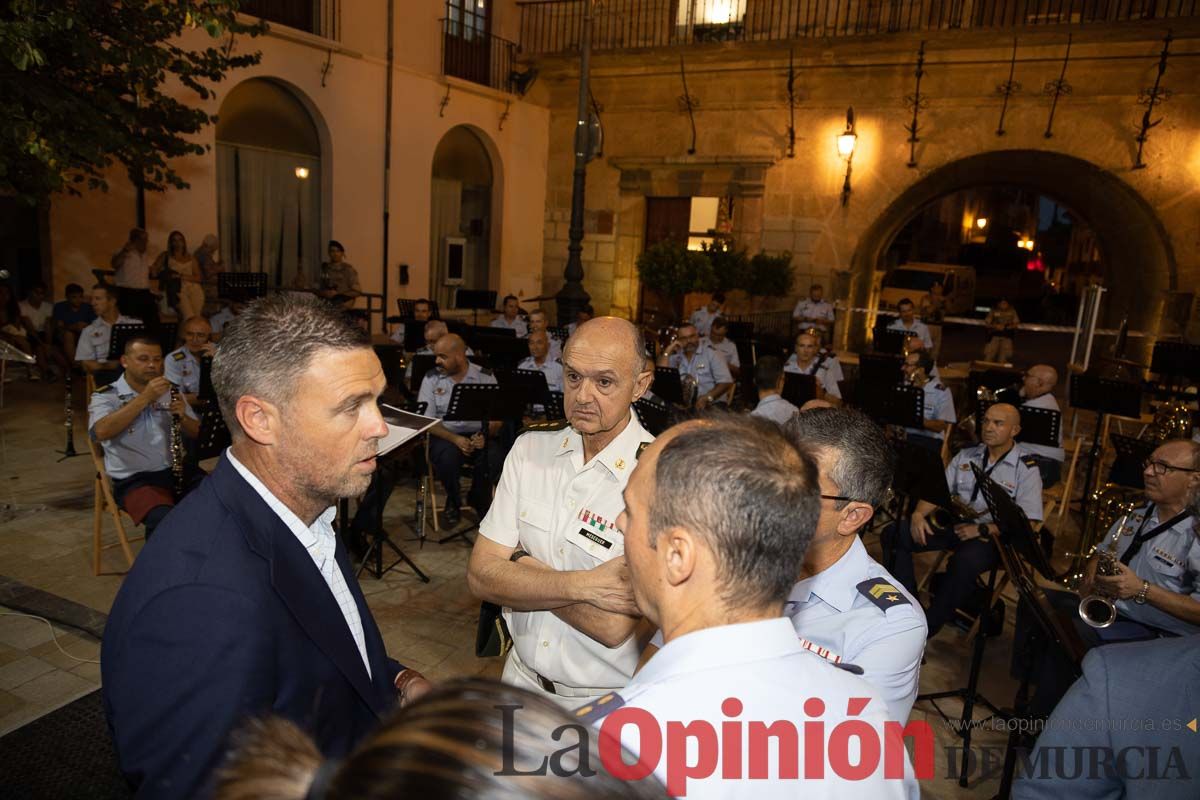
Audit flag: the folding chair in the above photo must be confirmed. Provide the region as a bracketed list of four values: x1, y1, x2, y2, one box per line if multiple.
[86, 435, 143, 575]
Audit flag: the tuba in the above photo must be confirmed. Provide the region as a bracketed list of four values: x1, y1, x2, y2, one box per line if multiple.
[1143, 398, 1192, 444]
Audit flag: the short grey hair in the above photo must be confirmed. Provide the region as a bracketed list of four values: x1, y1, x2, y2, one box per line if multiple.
[650, 414, 820, 609]
[786, 407, 895, 511]
[212, 293, 370, 438]
[563, 317, 648, 378]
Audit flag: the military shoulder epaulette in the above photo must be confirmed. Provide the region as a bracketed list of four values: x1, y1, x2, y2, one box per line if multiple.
[636, 441, 650, 460]
[93, 383, 113, 394]
[1021, 455, 1039, 470]
[172, 351, 186, 361]
[856, 577, 911, 612]
[573, 692, 625, 725]
[518, 419, 570, 436]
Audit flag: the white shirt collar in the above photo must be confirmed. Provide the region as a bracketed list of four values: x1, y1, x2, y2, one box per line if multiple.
[226, 449, 337, 551]
[787, 536, 869, 612]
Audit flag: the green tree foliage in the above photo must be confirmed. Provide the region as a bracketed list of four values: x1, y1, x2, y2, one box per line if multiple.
[0, 0, 263, 202]
[701, 233, 750, 294]
[748, 250, 795, 297]
[636, 239, 716, 295]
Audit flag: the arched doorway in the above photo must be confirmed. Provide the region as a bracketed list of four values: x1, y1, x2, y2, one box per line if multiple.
[851, 151, 1176, 330]
[216, 78, 323, 287]
[430, 126, 494, 311]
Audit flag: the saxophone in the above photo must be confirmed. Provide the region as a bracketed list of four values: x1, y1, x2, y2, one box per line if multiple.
[169, 384, 184, 498]
[1062, 484, 1142, 591]
[1078, 499, 1140, 628]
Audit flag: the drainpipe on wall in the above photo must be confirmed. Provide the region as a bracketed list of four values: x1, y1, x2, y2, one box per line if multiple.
[381, 0, 395, 328]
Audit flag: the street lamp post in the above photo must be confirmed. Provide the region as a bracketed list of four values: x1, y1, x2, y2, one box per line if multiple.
[556, 0, 596, 327]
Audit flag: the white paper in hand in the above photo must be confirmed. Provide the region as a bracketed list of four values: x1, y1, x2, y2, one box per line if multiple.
[378, 404, 440, 457]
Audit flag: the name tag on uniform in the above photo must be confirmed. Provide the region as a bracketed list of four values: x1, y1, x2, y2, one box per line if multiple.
[567, 508, 622, 560]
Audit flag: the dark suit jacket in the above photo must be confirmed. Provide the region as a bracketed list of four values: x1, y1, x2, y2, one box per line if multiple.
[101, 455, 404, 799]
[1014, 635, 1200, 799]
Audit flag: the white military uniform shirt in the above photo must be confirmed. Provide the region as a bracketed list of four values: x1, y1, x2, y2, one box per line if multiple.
[490, 314, 529, 337]
[164, 346, 202, 396]
[668, 345, 733, 398]
[904, 377, 956, 440]
[689, 306, 722, 337]
[792, 298, 835, 332]
[480, 414, 654, 699]
[88, 374, 199, 480]
[1110, 504, 1200, 636]
[784, 354, 844, 399]
[417, 363, 496, 435]
[785, 537, 927, 722]
[517, 355, 564, 393]
[703, 336, 740, 369]
[580, 618, 916, 799]
[74, 315, 142, 362]
[1020, 392, 1066, 462]
[946, 443, 1043, 524]
[887, 317, 934, 350]
[751, 393, 799, 425]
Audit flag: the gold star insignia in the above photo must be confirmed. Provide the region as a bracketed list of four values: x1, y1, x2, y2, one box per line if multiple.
[886, 594, 901, 602]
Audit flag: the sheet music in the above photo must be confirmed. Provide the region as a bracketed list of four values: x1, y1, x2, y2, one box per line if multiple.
[378, 404, 439, 456]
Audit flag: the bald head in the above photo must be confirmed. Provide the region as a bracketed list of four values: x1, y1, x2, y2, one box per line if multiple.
[801, 398, 834, 412]
[424, 319, 448, 346]
[981, 402, 1021, 449]
[433, 333, 468, 377]
[1023, 364, 1058, 399]
[436, 333, 466, 356]
[564, 317, 646, 378]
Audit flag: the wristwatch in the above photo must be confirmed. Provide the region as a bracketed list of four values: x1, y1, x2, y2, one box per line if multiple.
[978, 523, 991, 541]
[1135, 580, 1151, 604]
[509, 548, 530, 563]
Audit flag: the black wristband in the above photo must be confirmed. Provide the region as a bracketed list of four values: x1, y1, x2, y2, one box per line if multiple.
[509, 548, 529, 563]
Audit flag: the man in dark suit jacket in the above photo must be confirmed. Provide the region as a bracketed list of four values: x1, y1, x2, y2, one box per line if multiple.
[1014, 635, 1200, 799]
[102, 294, 429, 799]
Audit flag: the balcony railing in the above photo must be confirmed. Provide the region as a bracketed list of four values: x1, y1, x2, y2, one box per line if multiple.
[239, 0, 340, 40]
[518, 0, 1196, 55]
[442, 5, 519, 93]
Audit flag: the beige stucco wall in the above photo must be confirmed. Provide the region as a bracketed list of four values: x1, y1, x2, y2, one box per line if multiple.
[46, 0, 550, 311]
[534, 23, 1200, 323]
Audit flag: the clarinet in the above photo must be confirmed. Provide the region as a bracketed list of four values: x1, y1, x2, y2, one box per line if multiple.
[62, 368, 77, 457]
[169, 384, 184, 499]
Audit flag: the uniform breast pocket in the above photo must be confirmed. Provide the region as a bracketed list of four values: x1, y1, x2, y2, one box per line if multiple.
[1150, 552, 1185, 585]
[517, 499, 553, 541]
[565, 523, 624, 564]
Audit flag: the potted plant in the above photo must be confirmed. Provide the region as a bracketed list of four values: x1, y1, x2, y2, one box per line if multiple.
[748, 250, 795, 310]
[637, 239, 716, 324]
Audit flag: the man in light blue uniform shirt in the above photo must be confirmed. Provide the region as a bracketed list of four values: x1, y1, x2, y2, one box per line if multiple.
[784, 331, 844, 401]
[703, 317, 740, 380]
[784, 408, 927, 722]
[89, 336, 201, 538]
[164, 316, 214, 403]
[1018, 364, 1065, 486]
[656, 323, 733, 409]
[901, 349, 956, 453]
[578, 416, 916, 798]
[887, 298, 934, 350]
[886, 403, 1042, 637]
[688, 291, 724, 337]
[526, 309, 562, 362]
[792, 283, 835, 338]
[490, 294, 528, 338]
[750, 356, 799, 425]
[517, 330, 563, 416]
[418, 333, 502, 523]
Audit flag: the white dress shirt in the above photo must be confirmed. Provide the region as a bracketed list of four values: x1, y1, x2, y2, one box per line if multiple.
[226, 450, 372, 678]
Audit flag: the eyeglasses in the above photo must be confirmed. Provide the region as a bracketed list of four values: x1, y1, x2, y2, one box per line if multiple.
[1142, 459, 1200, 476]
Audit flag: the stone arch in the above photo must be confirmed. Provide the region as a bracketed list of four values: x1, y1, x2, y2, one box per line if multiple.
[849, 150, 1176, 329]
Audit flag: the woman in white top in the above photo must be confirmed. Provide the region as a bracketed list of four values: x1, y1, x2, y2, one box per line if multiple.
[153, 230, 205, 320]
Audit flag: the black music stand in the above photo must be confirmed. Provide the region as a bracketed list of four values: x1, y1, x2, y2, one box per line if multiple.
[1150, 340, 1200, 391]
[477, 335, 529, 371]
[496, 368, 551, 414]
[355, 408, 431, 583]
[217, 272, 267, 300]
[975, 464, 1087, 798]
[634, 396, 670, 436]
[1108, 433, 1155, 489]
[439, 382, 529, 545]
[651, 367, 684, 406]
[409, 354, 437, 393]
[455, 289, 498, 328]
[781, 373, 817, 407]
[547, 325, 569, 341]
[862, 384, 924, 431]
[872, 325, 909, 355]
[859, 352, 904, 388]
[545, 391, 565, 420]
[918, 464, 1012, 788]
[1069, 373, 1142, 516]
[106, 323, 148, 361]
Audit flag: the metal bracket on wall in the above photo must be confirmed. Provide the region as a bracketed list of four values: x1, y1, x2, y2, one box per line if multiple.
[439, 85, 451, 117]
[994, 38, 1022, 137]
[1133, 30, 1173, 170]
[786, 48, 801, 159]
[499, 100, 511, 131]
[1042, 34, 1073, 139]
[320, 48, 334, 88]
[676, 56, 699, 156]
[903, 41, 929, 168]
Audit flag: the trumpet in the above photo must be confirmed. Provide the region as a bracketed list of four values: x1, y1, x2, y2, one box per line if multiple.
[169, 384, 185, 499]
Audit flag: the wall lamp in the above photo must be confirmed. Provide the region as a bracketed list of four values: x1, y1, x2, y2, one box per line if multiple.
[838, 107, 857, 207]
[294, 166, 310, 180]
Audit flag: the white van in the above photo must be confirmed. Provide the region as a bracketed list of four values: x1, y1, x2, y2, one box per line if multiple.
[878, 263, 976, 316]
